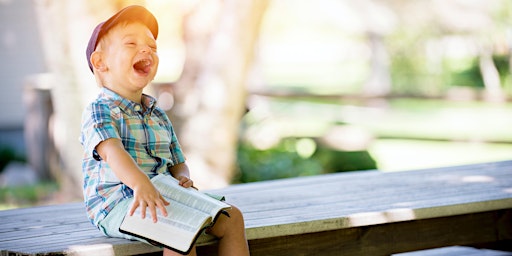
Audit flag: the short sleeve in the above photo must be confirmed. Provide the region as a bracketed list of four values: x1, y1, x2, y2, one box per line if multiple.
[80, 102, 121, 158]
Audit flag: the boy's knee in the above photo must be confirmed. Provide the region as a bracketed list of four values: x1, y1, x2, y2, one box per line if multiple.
[228, 205, 242, 217]
[227, 205, 244, 224]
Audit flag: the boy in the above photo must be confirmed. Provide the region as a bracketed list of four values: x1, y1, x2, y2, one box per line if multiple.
[80, 5, 249, 256]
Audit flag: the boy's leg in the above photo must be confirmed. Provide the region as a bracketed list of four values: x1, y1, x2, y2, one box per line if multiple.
[98, 198, 148, 242]
[207, 205, 249, 256]
[163, 247, 196, 256]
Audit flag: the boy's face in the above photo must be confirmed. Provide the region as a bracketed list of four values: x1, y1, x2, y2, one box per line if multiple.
[96, 22, 159, 91]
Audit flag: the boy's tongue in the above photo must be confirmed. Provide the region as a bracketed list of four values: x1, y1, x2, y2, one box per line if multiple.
[133, 60, 150, 74]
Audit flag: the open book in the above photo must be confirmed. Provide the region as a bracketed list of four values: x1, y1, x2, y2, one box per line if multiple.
[119, 174, 230, 254]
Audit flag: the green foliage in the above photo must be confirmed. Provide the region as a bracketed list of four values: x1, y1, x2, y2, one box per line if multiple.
[0, 182, 58, 209]
[493, 55, 510, 81]
[494, 55, 512, 95]
[447, 58, 484, 88]
[0, 146, 25, 174]
[233, 140, 377, 183]
[234, 142, 323, 183]
[312, 147, 377, 173]
[446, 55, 510, 89]
[387, 27, 444, 96]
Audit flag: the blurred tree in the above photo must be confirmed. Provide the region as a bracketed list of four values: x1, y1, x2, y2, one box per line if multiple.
[34, 0, 141, 200]
[385, 0, 509, 99]
[170, 0, 269, 189]
[350, 0, 396, 97]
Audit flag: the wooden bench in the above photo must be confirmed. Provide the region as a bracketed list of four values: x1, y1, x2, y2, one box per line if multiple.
[1, 160, 511, 255]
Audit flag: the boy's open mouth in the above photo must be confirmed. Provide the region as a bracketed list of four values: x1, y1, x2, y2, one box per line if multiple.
[133, 59, 152, 75]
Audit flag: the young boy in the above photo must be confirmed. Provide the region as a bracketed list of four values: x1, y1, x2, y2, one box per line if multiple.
[80, 5, 249, 256]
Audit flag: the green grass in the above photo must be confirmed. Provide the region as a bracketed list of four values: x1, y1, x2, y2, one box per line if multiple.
[0, 182, 59, 210]
[369, 139, 512, 172]
[243, 97, 512, 172]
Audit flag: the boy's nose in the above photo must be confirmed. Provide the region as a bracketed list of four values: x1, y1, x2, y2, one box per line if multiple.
[140, 45, 151, 53]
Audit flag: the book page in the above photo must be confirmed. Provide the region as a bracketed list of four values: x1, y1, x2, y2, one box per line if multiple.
[136, 199, 211, 232]
[151, 174, 231, 216]
[121, 209, 202, 253]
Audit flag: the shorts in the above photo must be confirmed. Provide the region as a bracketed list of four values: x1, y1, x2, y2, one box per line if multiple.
[97, 198, 149, 244]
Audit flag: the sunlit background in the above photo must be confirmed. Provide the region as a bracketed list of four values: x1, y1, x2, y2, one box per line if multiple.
[1, 0, 511, 208]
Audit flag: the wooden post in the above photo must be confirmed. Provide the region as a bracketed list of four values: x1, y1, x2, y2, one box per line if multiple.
[23, 74, 57, 181]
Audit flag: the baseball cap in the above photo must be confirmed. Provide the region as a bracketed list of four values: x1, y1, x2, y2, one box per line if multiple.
[86, 5, 159, 73]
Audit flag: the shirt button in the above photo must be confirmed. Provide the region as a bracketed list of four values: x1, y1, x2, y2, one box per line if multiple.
[134, 105, 141, 111]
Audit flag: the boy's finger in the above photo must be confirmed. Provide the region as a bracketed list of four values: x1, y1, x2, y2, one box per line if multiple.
[179, 177, 193, 188]
[160, 194, 170, 205]
[157, 198, 168, 217]
[149, 204, 158, 223]
[129, 201, 139, 216]
[140, 203, 147, 219]
[180, 176, 190, 186]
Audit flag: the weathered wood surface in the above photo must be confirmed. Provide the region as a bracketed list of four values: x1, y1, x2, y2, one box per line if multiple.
[1, 161, 511, 255]
[217, 161, 512, 240]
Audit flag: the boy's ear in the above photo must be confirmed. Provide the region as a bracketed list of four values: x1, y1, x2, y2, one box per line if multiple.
[90, 51, 107, 72]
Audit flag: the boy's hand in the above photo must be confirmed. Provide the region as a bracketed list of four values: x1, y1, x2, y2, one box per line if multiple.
[176, 175, 194, 188]
[129, 181, 169, 223]
[95, 138, 172, 223]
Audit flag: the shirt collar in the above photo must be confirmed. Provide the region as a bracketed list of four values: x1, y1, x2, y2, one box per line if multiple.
[100, 87, 157, 115]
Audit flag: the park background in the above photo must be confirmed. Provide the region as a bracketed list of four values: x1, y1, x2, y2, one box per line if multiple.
[0, 0, 511, 209]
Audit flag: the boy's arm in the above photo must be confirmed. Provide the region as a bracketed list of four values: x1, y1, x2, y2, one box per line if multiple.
[95, 138, 169, 222]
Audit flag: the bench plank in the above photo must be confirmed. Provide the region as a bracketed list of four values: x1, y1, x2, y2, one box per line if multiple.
[1, 161, 511, 255]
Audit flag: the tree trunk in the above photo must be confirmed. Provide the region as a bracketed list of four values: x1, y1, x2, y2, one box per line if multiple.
[23, 74, 56, 181]
[34, 0, 122, 200]
[364, 32, 392, 97]
[479, 47, 505, 102]
[172, 0, 269, 189]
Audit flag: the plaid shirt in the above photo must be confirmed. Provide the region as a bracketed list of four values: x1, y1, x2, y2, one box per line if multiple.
[80, 87, 185, 227]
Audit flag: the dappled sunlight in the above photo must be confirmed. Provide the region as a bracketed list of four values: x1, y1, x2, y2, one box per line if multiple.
[68, 244, 115, 256]
[461, 175, 495, 183]
[187, 153, 229, 189]
[371, 139, 512, 172]
[347, 208, 416, 227]
[244, 121, 282, 150]
[157, 91, 175, 111]
[433, 174, 497, 185]
[295, 138, 316, 158]
[320, 125, 373, 151]
[197, 74, 227, 110]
